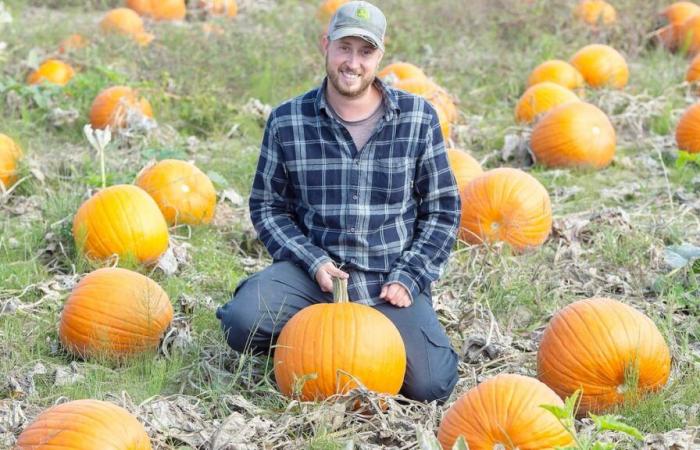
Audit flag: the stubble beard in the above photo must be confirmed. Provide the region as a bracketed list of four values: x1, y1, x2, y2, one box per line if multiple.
[326, 55, 375, 99]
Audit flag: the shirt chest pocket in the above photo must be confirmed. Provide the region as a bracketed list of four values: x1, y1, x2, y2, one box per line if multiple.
[369, 158, 415, 205]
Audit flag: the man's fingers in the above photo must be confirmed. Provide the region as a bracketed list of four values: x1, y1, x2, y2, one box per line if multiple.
[328, 267, 349, 278]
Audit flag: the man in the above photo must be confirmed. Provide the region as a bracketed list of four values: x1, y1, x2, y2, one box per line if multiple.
[216, 0, 461, 403]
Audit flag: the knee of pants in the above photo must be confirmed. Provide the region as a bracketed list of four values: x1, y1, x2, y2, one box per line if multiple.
[403, 358, 458, 404]
[216, 278, 270, 353]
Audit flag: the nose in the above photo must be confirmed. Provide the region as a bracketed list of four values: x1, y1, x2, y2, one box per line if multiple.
[344, 52, 360, 71]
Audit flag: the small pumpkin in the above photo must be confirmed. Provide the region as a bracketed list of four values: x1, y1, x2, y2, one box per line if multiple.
[274, 277, 406, 401]
[89, 86, 154, 130]
[446, 148, 483, 191]
[126, 0, 153, 15]
[570, 44, 629, 89]
[0, 134, 23, 190]
[527, 59, 586, 92]
[378, 62, 428, 83]
[198, 0, 238, 17]
[458, 168, 552, 251]
[393, 78, 458, 124]
[435, 104, 451, 142]
[515, 81, 580, 124]
[573, 0, 617, 26]
[16, 399, 152, 450]
[686, 53, 700, 83]
[100, 8, 154, 46]
[317, 0, 350, 23]
[530, 101, 616, 168]
[135, 159, 217, 226]
[58, 34, 89, 53]
[59, 267, 173, 359]
[437, 374, 574, 450]
[26, 59, 75, 86]
[537, 297, 671, 415]
[661, 1, 700, 25]
[150, 0, 187, 21]
[72, 184, 169, 264]
[675, 101, 700, 153]
[679, 14, 700, 55]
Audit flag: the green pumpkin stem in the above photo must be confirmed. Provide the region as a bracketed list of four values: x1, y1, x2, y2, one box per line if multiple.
[332, 277, 349, 304]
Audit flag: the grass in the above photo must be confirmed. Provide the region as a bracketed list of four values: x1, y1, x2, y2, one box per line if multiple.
[1, 0, 699, 447]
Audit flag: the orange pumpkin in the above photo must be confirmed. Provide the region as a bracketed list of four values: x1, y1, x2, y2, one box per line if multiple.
[126, 0, 153, 15]
[458, 168, 552, 251]
[527, 59, 586, 92]
[679, 14, 700, 55]
[515, 82, 580, 124]
[100, 8, 154, 46]
[16, 399, 152, 450]
[89, 86, 154, 130]
[570, 44, 629, 89]
[675, 101, 700, 153]
[393, 78, 459, 124]
[530, 101, 616, 168]
[72, 184, 169, 264]
[59, 267, 173, 359]
[661, 1, 700, 25]
[0, 134, 23, 190]
[26, 59, 75, 86]
[135, 159, 217, 226]
[150, 0, 187, 21]
[317, 0, 350, 23]
[58, 34, 89, 53]
[199, 0, 238, 17]
[538, 297, 672, 415]
[274, 277, 406, 401]
[437, 374, 574, 450]
[573, 0, 617, 26]
[435, 104, 451, 141]
[446, 148, 483, 191]
[686, 53, 700, 83]
[378, 62, 428, 83]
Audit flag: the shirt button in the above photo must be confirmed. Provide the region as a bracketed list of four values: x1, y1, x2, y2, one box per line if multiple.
[352, 193, 358, 200]
[350, 227, 355, 233]
[350, 258, 357, 263]
[354, 160, 360, 166]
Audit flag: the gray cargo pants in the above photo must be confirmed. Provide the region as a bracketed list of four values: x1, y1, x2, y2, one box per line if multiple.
[216, 261, 459, 403]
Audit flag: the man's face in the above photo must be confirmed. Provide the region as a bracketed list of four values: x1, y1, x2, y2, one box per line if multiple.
[325, 36, 383, 98]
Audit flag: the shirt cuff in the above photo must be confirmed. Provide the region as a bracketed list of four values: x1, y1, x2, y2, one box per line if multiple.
[385, 270, 420, 305]
[308, 255, 334, 279]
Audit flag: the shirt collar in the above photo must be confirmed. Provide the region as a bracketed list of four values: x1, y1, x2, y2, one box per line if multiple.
[316, 76, 401, 121]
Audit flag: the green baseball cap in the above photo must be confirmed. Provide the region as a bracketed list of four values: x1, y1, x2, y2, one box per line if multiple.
[328, 1, 386, 52]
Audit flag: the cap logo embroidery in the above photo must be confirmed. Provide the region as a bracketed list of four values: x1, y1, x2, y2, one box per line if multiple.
[355, 7, 370, 20]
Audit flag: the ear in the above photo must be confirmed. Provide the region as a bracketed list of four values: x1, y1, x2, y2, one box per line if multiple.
[321, 34, 330, 54]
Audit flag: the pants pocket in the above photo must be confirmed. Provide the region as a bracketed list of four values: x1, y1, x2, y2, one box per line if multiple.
[420, 325, 459, 401]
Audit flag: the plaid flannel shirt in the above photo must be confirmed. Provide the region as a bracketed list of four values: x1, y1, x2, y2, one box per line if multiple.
[249, 77, 461, 305]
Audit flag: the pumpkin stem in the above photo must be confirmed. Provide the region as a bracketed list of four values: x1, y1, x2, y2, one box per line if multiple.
[332, 277, 349, 304]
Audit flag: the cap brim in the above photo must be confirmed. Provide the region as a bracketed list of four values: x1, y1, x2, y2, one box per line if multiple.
[329, 27, 384, 51]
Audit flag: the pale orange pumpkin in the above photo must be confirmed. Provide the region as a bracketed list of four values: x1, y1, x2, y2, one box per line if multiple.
[16, 399, 152, 450]
[446, 148, 483, 191]
[274, 277, 406, 401]
[661, 1, 700, 25]
[150, 0, 187, 21]
[573, 0, 617, 26]
[686, 53, 700, 83]
[317, 0, 350, 23]
[458, 168, 552, 251]
[72, 184, 169, 264]
[570, 44, 629, 89]
[58, 34, 89, 53]
[437, 374, 574, 450]
[100, 8, 154, 46]
[59, 267, 173, 359]
[26, 59, 75, 86]
[393, 78, 459, 124]
[89, 86, 154, 130]
[530, 101, 616, 168]
[135, 159, 217, 226]
[0, 134, 23, 190]
[676, 101, 700, 153]
[435, 104, 451, 142]
[538, 297, 672, 415]
[527, 59, 586, 92]
[199, 0, 238, 17]
[378, 62, 428, 83]
[515, 82, 580, 124]
[679, 14, 700, 55]
[126, 0, 152, 15]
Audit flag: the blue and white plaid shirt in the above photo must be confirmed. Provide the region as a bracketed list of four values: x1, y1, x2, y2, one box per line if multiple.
[249, 77, 461, 305]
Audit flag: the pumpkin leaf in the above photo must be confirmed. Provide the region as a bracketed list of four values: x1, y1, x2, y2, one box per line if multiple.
[540, 403, 570, 420]
[664, 243, 700, 270]
[452, 436, 469, 450]
[415, 425, 442, 450]
[675, 150, 700, 169]
[589, 414, 644, 440]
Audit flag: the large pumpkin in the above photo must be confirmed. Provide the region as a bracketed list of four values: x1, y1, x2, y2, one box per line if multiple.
[530, 101, 616, 168]
[679, 14, 700, 55]
[126, 0, 152, 15]
[446, 148, 483, 191]
[100, 8, 154, 45]
[135, 159, 217, 226]
[59, 267, 173, 359]
[459, 168, 552, 251]
[573, 0, 617, 26]
[570, 44, 629, 89]
[89, 86, 154, 130]
[72, 184, 169, 264]
[675, 101, 700, 153]
[527, 59, 586, 92]
[16, 399, 152, 450]
[437, 374, 574, 450]
[274, 277, 406, 401]
[393, 78, 458, 126]
[658, 2, 700, 51]
[317, 0, 350, 23]
[379, 62, 428, 83]
[0, 134, 22, 190]
[26, 59, 75, 86]
[515, 82, 580, 124]
[537, 297, 671, 415]
[150, 0, 186, 21]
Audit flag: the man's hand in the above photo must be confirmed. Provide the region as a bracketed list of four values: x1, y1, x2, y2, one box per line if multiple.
[315, 261, 349, 293]
[380, 283, 412, 308]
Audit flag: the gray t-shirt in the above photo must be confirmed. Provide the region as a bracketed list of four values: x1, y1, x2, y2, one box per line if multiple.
[326, 98, 385, 152]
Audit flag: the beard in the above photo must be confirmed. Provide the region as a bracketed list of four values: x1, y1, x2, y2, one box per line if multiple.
[326, 55, 375, 98]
